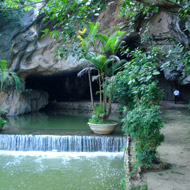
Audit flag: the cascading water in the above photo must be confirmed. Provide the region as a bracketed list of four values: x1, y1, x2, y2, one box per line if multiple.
[0, 134, 126, 152]
[0, 113, 126, 190]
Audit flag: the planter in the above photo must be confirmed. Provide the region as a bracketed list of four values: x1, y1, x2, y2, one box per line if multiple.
[88, 122, 117, 135]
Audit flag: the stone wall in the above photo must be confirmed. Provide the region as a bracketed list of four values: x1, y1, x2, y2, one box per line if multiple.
[48, 101, 119, 113]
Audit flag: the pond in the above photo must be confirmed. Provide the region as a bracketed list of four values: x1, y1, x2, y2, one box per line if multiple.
[0, 111, 125, 190]
[1, 111, 123, 136]
[0, 152, 124, 190]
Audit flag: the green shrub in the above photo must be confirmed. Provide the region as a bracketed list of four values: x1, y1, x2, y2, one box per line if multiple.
[113, 48, 164, 169]
[88, 104, 114, 124]
[122, 105, 164, 168]
[0, 117, 6, 130]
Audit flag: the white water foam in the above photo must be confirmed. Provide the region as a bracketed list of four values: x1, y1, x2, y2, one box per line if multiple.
[0, 150, 124, 158]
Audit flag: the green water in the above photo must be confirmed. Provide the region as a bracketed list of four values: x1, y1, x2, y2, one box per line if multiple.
[0, 152, 124, 190]
[2, 111, 123, 135]
[0, 111, 125, 189]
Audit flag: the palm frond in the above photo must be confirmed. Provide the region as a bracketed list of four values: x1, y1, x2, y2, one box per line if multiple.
[109, 55, 121, 63]
[0, 60, 7, 72]
[0, 71, 8, 91]
[103, 30, 126, 55]
[9, 72, 21, 89]
[88, 22, 100, 44]
[92, 75, 99, 82]
[0, 60, 21, 91]
[77, 67, 96, 77]
[97, 33, 108, 48]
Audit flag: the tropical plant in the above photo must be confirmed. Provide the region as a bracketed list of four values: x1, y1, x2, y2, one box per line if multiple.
[0, 117, 6, 130]
[0, 108, 7, 130]
[113, 48, 164, 169]
[122, 105, 164, 169]
[113, 48, 162, 107]
[77, 22, 125, 122]
[0, 0, 46, 11]
[0, 60, 21, 91]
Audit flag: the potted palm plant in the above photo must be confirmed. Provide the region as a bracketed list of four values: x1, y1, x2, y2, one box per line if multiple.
[77, 22, 125, 134]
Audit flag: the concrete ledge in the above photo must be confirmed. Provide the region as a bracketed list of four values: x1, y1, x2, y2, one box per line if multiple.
[48, 101, 119, 113]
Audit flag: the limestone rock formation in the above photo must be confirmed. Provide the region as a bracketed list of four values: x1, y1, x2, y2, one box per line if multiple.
[140, 11, 190, 86]
[0, 90, 49, 116]
[0, 8, 90, 79]
[0, 7, 91, 115]
[98, 2, 190, 89]
[1, 0, 190, 115]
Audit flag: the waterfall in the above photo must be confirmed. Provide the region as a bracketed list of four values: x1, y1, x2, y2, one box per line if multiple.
[0, 134, 126, 152]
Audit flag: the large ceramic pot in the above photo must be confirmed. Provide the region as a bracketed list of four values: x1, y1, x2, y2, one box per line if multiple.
[88, 122, 117, 135]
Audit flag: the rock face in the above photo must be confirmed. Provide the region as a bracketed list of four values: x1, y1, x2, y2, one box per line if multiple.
[142, 11, 190, 100]
[1, 0, 190, 115]
[0, 90, 49, 116]
[0, 7, 91, 115]
[142, 11, 190, 46]
[141, 11, 190, 83]
[0, 8, 90, 79]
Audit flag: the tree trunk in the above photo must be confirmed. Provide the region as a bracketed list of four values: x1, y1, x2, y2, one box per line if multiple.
[103, 75, 107, 121]
[106, 79, 113, 120]
[88, 70, 94, 110]
[98, 70, 102, 105]
[106, 91, 112, 120]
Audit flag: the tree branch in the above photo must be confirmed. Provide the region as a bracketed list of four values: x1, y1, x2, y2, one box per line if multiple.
[0, 1, 47, 12]
[135, 0, 181, 9]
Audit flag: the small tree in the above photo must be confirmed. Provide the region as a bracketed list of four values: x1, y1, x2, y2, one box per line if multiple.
[77, 22, 125, 122]
[113, 48, 164, 169]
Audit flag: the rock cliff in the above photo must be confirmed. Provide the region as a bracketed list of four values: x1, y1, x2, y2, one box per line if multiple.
[0, 0, 190, 115]
[0, 90, 48, 115]
[0, 7, 91, 115]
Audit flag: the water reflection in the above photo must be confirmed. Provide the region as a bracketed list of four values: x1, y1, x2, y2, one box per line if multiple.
[1, 111, 123, 136]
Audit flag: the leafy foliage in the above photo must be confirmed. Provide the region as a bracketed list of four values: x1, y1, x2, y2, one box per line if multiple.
[113, 48, 164, 169]
[0, 117, 6, 130]
[41, 0, 105, 59]
[0, 0, 43, 11]
[78, 22, 125, 122]
[0, 108, 7, 130]
[123, 105, 164, 168]
[161, 42, 190, 78]
[168, 0, 190, 18]
[0, 60, 21, 91]
[89, 104, 106, 124]
[0, 0, 44, 30]
[113, 48, 162, 106]
[119, 0, 159, 39]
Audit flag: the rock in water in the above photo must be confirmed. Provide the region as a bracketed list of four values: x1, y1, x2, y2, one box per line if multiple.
[0, 90, 49, 115]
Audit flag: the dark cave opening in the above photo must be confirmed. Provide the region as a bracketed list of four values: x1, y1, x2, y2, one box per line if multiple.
[25, 72, 99, 103]
[25, 37, 140, 105]
[157, 71, 190, 102]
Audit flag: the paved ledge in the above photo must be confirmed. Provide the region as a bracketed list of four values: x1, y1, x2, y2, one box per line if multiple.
[147, 101, 190, 190]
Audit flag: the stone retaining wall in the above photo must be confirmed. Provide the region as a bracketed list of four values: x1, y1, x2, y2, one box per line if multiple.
[48, 101, 119, 113]
[124, 136, 147, 189]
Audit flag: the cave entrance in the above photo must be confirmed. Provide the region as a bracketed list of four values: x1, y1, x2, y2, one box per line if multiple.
[25, 72, 99, 104]
[25, 36, 140, 107]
